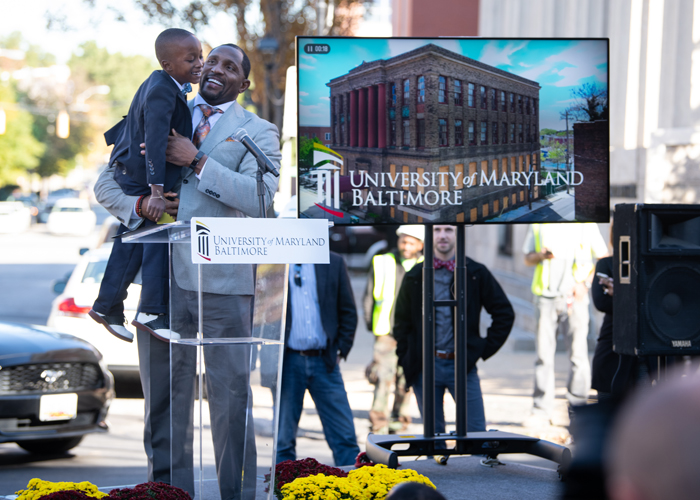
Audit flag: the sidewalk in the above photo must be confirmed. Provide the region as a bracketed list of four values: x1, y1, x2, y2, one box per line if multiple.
[488, 190, 576, 223]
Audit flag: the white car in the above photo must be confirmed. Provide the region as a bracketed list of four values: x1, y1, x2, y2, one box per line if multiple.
[47, 243, 141, 380]
[46, 198, 97, 236]
[0, 201, 31, 233]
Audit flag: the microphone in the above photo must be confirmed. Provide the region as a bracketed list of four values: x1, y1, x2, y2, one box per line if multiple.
[233, 128, 280, 177]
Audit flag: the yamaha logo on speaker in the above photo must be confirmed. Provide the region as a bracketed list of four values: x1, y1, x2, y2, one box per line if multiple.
[672, 340, 692, 348]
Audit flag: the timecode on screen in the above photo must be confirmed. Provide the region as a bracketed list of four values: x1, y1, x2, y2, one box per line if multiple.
[304, 44, 331, 54]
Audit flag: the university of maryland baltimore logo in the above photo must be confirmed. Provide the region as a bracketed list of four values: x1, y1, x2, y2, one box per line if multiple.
[195, 221, 211, 261]
[311, 143, 344, 218]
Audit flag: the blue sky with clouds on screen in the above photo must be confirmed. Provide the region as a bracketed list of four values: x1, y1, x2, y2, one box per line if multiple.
[298, 38, 608, 130]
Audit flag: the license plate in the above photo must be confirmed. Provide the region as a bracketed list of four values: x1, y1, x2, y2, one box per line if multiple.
[39, 393, 78, 421]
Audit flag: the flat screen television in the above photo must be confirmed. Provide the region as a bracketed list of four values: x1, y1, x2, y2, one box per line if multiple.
[296, 37, 609, 225]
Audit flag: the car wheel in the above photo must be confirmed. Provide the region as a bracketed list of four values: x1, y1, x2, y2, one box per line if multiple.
[17, 436, 84, 454]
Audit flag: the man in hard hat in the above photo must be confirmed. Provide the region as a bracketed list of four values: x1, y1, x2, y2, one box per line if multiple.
[363, 225, 424, 434]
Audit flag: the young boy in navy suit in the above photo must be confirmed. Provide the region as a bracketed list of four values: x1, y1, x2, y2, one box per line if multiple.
[89, 28, 203, 343]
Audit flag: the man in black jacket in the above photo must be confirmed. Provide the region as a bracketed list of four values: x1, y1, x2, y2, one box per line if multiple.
[394, 225, 514, 437]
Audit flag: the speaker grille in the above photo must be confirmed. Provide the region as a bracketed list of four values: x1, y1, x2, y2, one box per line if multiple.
[645, 267, 700, 343]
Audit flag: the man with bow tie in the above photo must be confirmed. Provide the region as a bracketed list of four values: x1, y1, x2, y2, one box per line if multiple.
[393, 225, 514, 447]
[93, 43, 280, 500]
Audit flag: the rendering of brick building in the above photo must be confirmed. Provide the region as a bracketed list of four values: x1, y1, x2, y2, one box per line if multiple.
[299, 126, 333, 146]
[327, 44, 541, 223]
[573, 120, 609, 222]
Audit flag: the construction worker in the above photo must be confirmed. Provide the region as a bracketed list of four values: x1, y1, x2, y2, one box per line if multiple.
[363, 225, 424, 434]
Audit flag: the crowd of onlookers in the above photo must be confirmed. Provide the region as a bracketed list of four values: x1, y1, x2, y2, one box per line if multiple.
[298, 222, 700, 500]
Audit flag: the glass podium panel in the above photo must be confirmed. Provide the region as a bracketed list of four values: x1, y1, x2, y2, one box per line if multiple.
[123, 222, 287, 500]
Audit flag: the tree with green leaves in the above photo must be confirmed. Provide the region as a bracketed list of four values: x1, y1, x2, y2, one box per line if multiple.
[68, 41, 157, 124]
[0, 84, 45, 185]
[1, 32, 158, 182]
[546, 141, 567, 164]
[66, 0, 370, 132]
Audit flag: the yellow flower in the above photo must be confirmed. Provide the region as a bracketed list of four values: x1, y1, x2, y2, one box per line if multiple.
[15, 478, 108, 500]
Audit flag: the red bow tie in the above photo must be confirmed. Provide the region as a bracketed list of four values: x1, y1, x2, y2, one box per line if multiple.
[433, 258, 455, 272]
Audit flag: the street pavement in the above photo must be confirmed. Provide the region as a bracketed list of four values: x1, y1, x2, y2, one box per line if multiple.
[488, 190, 576, 223]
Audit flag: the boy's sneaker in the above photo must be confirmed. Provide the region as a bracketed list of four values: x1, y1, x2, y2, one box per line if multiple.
[132, 313, 180, 342]
[88, 309, 134, 343]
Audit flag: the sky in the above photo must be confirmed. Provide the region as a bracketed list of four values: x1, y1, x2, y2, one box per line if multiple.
[298, 38, 608, 130]
[1, 0, 238, 65]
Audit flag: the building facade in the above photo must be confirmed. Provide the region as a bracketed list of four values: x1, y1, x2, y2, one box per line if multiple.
[299, 126, 333, 146]
[327, 44, 541, 224]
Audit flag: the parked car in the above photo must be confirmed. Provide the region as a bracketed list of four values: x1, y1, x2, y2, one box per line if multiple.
[46, 198, 97, 236]
[7, 193, 40, 224]
[48, 243, 141, 381]
[38, 189, 81, 223]
[0, 201, 31, 233]
[94, 215, 121, 248]
[329, 226, 388, 270]
[0, 321, 114, 454]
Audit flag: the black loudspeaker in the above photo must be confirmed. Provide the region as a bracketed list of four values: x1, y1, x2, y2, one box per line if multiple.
[613, 204, 700, 356]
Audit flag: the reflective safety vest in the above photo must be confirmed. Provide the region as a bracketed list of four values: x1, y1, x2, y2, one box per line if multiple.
[531, 224, 548, 296]
[530, 224, 596, 296]
[371, 253, 423, 335]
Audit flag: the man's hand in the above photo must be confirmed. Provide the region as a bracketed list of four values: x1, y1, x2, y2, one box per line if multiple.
[572, 282, 589, 301]
[139, 130, 199, 167]
[141, 192, 179, 222]
[598, 276, 614, 296]
[524, 247, 554, 266]
[166, 129, 199, 166]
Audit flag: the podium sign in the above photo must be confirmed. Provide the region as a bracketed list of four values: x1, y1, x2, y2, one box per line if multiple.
[191, 217, 330, 264]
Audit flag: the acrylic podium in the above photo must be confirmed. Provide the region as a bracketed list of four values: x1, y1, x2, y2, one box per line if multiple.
[122, 217, 330, 500]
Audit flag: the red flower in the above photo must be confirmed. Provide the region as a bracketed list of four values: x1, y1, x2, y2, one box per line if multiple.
[354, 452, 376, 468]
[265, 458, 349, 499]
[109, 482, 191, 500]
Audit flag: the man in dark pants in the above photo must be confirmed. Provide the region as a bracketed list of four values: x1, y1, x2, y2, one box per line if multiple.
[94, 44, 280, 500]
[276, 252, 360, 467]
[394, 225, 514, 459]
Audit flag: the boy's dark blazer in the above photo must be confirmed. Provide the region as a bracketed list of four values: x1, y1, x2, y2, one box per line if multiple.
[106, 70, 192, 193]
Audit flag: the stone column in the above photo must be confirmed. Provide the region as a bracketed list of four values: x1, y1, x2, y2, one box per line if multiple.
[368, 85, 377, 148]
[350, 90, 358, 147]
[359, 87, 368, 148]
[378, 83, 387, 149]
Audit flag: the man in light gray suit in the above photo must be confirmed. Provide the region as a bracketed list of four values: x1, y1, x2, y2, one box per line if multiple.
[94, 44, 280, 500]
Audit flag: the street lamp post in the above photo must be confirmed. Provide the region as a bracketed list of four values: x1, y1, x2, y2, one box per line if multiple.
[71, 85, 111, 113]
[56, 85, 111, 139]
[257, 34, 282, 132]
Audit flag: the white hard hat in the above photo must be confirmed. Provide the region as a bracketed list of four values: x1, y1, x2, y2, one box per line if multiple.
[396, 225, 424, 242]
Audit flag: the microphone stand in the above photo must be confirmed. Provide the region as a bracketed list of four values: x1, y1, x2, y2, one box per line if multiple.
[256, 157, 268, 219]
[254, 154, 280, 219]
